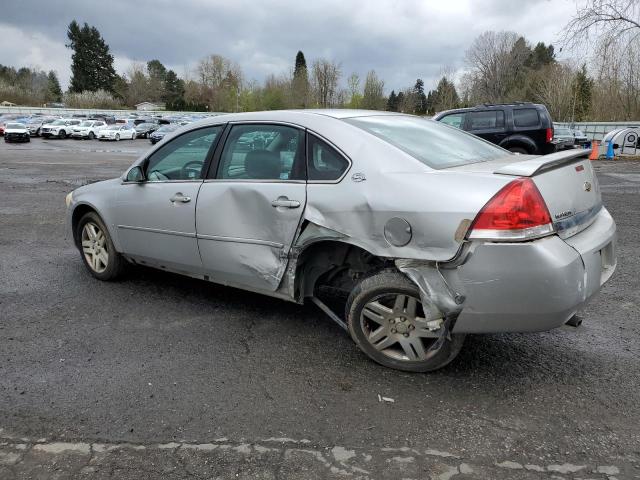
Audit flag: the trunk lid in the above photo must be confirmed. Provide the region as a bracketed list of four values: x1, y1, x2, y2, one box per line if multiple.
[495, 149, 601, 238]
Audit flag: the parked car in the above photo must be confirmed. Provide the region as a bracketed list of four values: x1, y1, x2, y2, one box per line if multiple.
[41, 119, 82, 139]
[97, 124, 137, 141]
[553, 126, 576, 151]
[0, 114, 22, 136]
[148, 124, 179, 144]
[26, 116, 58, 137]
[134, 122, 159, 139]
[572, 129, 590, 147]
[3, 122, 30, 143]
[65, 110, 616, 372]
[433, 102, 556, 154]
[71, 120, 108, 140]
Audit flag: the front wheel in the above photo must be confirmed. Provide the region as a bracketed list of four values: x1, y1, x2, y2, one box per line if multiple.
[115, 134, 120, 141]
[346, 271, 465, 372]
[77, 212, 126, 281]
[88, 131, 95, 140]
[58, 130, 67, 139]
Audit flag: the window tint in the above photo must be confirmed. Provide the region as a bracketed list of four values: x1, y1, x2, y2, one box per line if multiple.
[345, 115, 508, 169]
[146, 126, 222, 181]
[513, 108, 540, 127]
[439, 113, 465, 129]
[468, 111, 505, 130]
[307, 135, 349, 181]
[217, 124, 304, 180]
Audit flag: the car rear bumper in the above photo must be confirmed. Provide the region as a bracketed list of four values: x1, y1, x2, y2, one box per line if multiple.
[450, 207, 617, 333]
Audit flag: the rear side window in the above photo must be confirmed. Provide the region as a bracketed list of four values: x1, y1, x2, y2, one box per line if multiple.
[307, 135, 350, 181]
[468, 111, 505, 130]
[439, 113, 466, 129]
[513, 109, 540, 127]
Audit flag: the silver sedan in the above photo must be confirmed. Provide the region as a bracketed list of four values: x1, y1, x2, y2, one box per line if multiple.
[65, 110, 617, 372]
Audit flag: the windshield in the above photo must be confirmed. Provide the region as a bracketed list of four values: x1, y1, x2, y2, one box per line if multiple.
[80, 121, 94, 127]
[7, 123, 25, 129]
[344, 115, 509, 169]
[106, 125, 121, 130]
[156, 125, 177, 133]
[555, 128, 571, 135]
[51, 120, 66, 125]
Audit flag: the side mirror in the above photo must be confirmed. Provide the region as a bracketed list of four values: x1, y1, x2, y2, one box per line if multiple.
[125, 166, 145, 183]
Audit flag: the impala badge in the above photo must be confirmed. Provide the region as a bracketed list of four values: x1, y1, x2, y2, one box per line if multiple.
[584, 181, 592, 192]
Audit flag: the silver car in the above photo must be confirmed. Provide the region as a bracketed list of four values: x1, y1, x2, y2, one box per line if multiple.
[65, 110, 617, 372]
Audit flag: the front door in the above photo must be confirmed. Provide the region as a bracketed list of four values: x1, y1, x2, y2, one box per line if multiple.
[114, 125, 223, 273]
[196, 123, 307, 291]
[465, 110, 506, 145]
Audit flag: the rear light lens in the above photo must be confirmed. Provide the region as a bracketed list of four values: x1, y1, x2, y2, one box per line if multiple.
[468, 178, 554, 241]
[545, 127, 553, 143]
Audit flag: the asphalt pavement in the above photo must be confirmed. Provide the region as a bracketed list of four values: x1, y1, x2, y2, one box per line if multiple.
[1, 137, 639, 479]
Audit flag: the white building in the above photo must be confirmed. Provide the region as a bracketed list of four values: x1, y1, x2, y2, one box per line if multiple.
[135, 102, 166, 111]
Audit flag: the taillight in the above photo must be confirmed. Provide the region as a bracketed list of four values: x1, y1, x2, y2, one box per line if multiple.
[468, 178, 554, 241]
[545, 127, 553, 143]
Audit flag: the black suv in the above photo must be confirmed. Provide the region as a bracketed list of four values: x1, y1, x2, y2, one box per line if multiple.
[433, 103, 555, 155]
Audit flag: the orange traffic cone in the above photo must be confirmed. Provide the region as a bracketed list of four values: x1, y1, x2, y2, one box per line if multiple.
[589, 140, 599, 160]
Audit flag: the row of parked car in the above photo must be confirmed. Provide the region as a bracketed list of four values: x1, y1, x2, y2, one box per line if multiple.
[0, 112, 208, 144]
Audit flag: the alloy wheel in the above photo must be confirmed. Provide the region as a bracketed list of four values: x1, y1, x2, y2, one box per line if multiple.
[81, 222, 109, 273]
[360, 293, 442, 361]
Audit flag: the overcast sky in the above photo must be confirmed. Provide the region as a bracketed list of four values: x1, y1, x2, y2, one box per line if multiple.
[0, 0, 579, 92]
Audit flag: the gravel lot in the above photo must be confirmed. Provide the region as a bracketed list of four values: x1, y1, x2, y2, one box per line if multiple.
[1, 138, 639, 479]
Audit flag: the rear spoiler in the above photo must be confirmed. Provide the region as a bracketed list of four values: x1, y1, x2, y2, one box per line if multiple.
[494, 149, 590, 177]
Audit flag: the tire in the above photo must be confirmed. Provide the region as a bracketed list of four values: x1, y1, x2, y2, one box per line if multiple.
[36, 128, 40, 137]
[508, 146, 529, 154]
[115, 134, 120, 141]
[345, 271, 465, 372]
[131, 132, 136, 140]
[76, 211, 126, 281]
[88, 131, 95, 140]
[58, 130, 67, 139]
[26, 137, 30, 142]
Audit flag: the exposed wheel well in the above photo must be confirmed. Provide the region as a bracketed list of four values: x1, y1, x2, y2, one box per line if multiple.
[295, 240, 393, 301]
[71, 204, 97, 248]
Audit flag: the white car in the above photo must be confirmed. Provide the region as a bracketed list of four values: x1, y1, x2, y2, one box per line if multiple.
[4, 122, 30, 143]
[40, 119, 82, 139]
[71, 120, 108, 140]
[97, 124, 137, 141]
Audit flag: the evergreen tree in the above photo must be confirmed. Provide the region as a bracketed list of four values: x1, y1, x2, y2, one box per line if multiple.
[396, 91, 405, 112]
[432, 77, 460, 112]
[66, 20, 117, 93]
[527, 42, 556, 69]
[572, 64, 593, 121]
[163, 69, 186, 110]
[292, 51, 309, 108]
[46, 71, 62, 102]
[147, 59, 167, 102]
[362, 70, 385, 110]
[413, 79, 427, 114]
[386, 90, 398, 111]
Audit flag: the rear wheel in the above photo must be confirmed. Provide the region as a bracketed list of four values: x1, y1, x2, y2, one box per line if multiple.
[58, 130, 67, 139]
[77, 212, 126, 281]
[508, 146, 529, 154]
[346, 271, 465, 372]
[115, 133, 120, 141]
[88, 131, 95, 140]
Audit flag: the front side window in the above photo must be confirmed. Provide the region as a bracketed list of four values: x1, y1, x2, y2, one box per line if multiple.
[145, 126, 222, 181]
[513, 108, 540, 127]
[345, 115, 509, 169]
[307, 135, 349, 181]
[467, 111, 505, 130]
[439, 113, 466, 129]
[216, 124, 304, 180]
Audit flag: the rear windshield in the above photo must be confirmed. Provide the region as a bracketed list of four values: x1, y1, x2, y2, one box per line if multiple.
[6, 123, 25, 129]
[344, 115, 508, 169]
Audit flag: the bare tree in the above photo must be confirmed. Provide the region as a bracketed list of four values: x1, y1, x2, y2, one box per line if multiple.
[563, 0, 640, 49]
[311, 59, 341, 107]
[361, 70, 385, 110]
[464, 31, 530, 103]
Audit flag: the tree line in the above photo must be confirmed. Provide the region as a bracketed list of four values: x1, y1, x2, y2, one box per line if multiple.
[0, 2, 638, 121]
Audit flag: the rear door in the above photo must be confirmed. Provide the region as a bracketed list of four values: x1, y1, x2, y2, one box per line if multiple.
[196, 123, 307, 292]
[465, 110, 506, 145]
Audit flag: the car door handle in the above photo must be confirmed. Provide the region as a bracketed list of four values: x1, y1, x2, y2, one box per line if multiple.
[170, 193, 191, 203]
[271, 197, 300, 209]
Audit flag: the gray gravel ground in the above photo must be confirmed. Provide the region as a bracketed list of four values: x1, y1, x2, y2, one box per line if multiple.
[0, 138, 639, 479]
